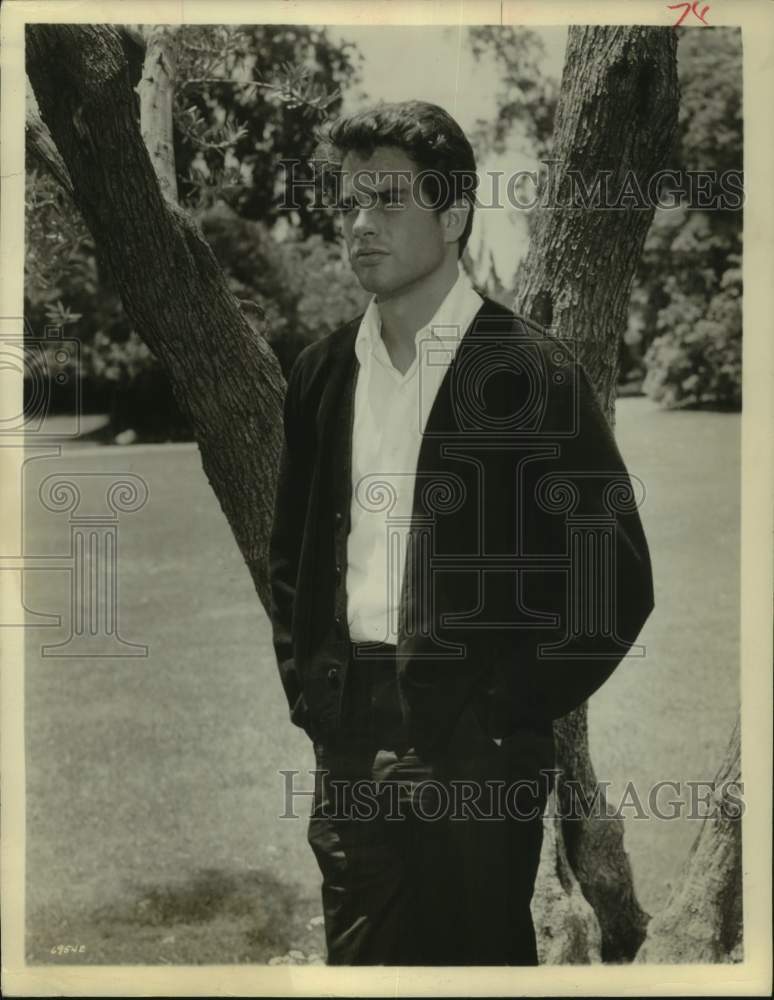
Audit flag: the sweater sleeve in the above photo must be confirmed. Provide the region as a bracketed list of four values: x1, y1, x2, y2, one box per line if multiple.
[268, 351, 314, 734]
[488, 351, 655, 727]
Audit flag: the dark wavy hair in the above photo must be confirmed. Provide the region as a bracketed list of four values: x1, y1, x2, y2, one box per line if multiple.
[317, 100, 478, 257]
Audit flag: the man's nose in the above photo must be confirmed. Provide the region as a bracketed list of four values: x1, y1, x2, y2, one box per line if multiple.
[351, 207, 377, 237]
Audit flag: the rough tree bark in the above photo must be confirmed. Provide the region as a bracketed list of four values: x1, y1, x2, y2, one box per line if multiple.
[516, 25, 680, 962]
[518, 25, 742, 966]
[137, 25, 179, 203]
[636, 719, 743, 962]
[26, 24, 285, 608]
[25, 78, 73, 196]
[26, 22, 743, 966]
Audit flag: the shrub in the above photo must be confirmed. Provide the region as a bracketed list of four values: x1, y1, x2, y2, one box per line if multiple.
[642, 263, 741, 410]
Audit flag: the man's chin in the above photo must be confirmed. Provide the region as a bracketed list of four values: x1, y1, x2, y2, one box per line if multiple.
[354, 271, 394, 296]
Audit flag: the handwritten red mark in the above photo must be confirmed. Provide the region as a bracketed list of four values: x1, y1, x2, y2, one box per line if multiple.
[667, 1, 711, 26]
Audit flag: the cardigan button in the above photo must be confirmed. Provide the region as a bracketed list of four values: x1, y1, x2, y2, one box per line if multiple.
[334, 511, 343, 525]
[327, 667, 340, 688]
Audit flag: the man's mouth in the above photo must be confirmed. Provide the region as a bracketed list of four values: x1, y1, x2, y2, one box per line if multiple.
[354, 249, 389, 262]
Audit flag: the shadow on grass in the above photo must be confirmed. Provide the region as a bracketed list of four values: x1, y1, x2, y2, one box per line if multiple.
[106, 868, 293, 928]
[29, 866, 323, 964]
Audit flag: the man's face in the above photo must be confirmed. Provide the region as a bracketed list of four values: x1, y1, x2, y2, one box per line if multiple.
[338, 145, 448, 300]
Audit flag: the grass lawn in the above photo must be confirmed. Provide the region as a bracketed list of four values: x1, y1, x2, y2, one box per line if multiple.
[22, 397, 740, 965]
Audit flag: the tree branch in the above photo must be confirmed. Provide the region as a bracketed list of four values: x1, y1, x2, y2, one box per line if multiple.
[138, 25, 179, 203]
[180, 75, 341, 113]
[25, 77, 74, 196]
[26, 23, 285, 609]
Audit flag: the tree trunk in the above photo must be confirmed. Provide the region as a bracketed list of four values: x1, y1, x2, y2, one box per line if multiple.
[635, 718, 743, 963]
[137, 25, 179, 203]
[26, 24, 285, 609]
[515, 25, 680, 961]
[25, 77, 73, 196]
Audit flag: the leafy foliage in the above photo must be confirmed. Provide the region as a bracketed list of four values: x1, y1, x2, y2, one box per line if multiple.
[676, 27, 742, 176]
[642, 257, 741, 408]
[25, 25, 363, 435]
[171, 25, 360, 235]
[471, 24, 743, 410]
[197, 202, 369, 376]
[468, 27, 559, 160]
[25, 167, 92, 305]
[631, 27, 743, 409]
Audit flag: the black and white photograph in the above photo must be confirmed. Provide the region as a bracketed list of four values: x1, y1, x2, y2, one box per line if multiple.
[1, 0, 772, 995]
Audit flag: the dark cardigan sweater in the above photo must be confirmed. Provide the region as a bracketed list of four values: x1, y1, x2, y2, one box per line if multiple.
[269, 297, 655, 760]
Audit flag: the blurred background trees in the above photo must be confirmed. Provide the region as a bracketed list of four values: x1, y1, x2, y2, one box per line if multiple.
[25, 24, 742, 442]
[25, 24, 366, 440]
[471, 24, 742, 409]
[635, 28, 743, 409]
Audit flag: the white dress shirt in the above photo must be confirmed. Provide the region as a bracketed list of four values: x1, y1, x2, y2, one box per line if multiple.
[346, 267, 484, 643]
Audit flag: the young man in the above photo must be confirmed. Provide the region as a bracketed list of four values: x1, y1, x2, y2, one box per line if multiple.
[269, 101, 654, 965]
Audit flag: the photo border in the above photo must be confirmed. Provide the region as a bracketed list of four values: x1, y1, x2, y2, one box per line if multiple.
[2, 0, 771, 995]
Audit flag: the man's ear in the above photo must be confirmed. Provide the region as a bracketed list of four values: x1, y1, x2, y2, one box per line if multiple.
[440, 199, 471, 247]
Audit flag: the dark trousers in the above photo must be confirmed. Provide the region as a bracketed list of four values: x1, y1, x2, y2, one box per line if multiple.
[307, 643, 548, 966]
